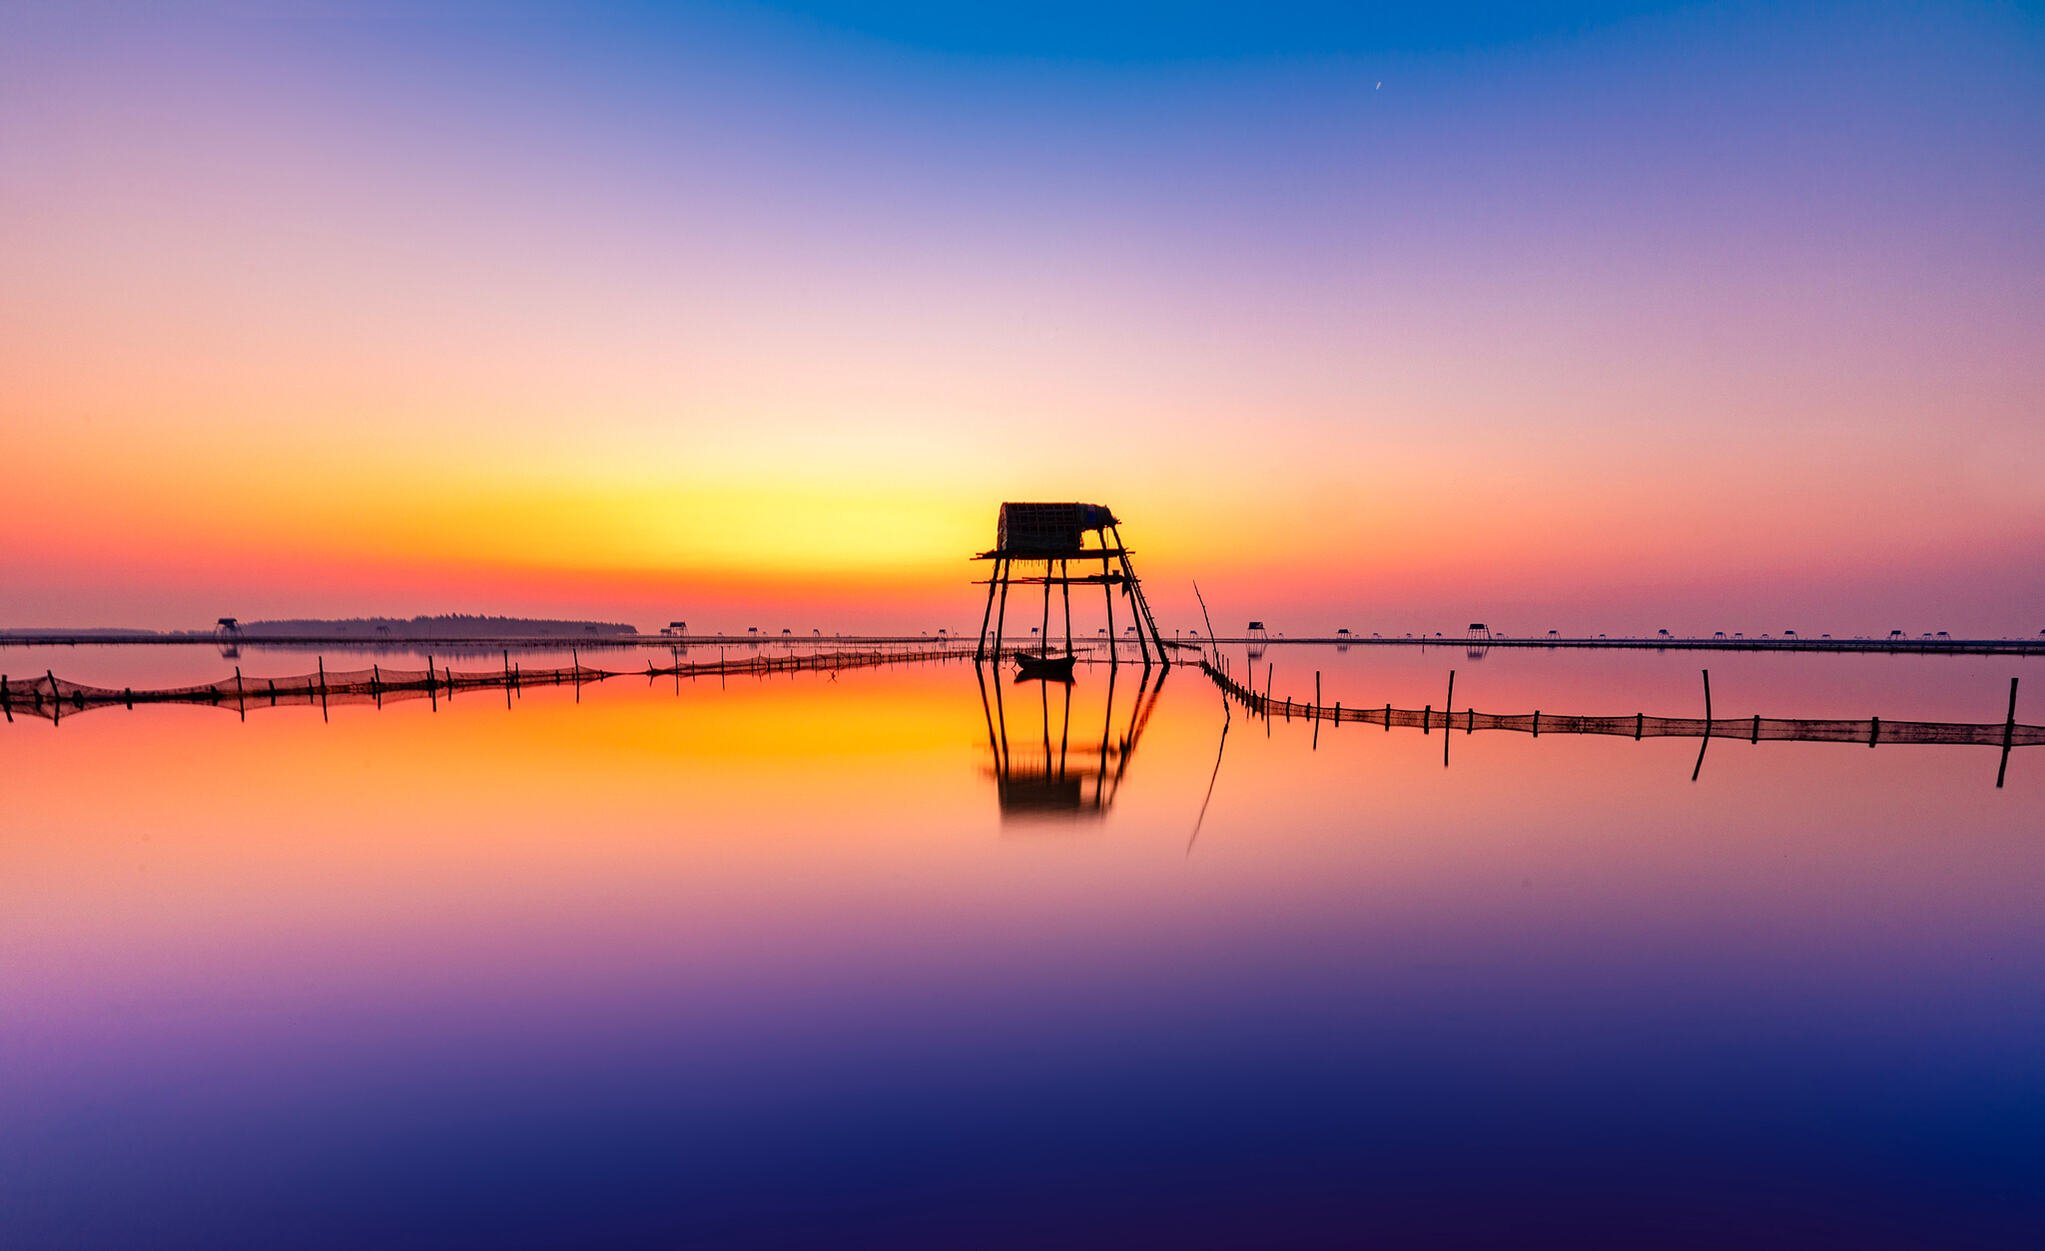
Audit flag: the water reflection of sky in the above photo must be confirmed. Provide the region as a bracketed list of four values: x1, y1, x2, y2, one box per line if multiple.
[5, 646, 2042, 1247]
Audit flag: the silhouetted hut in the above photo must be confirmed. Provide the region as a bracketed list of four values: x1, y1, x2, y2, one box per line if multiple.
[972, 501, 1169, 672]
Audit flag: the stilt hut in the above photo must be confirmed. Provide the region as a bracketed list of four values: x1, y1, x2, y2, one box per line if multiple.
[972, 502, 1169, 673]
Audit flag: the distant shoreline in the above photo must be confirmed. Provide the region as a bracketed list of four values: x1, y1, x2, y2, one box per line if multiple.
[0, 633, 2037, 657]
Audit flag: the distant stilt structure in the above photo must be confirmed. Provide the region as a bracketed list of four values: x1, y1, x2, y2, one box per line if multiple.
[973, 502, 1169, 674]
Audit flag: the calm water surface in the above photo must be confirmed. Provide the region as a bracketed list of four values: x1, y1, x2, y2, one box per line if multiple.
[5, 643, 2042, 1248]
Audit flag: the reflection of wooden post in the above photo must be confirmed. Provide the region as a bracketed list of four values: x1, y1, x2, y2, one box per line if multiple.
[1999, 677, 2019, 789]
[1691, 668, 1712, 782]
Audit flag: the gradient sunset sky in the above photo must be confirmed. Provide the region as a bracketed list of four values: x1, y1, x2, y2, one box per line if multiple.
[4, 2, 2041, 635]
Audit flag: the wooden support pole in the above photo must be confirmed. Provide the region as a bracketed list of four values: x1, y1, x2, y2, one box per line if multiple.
[1039, 568, 1051, 658]
[2, 675, 12, 723]
[48, 670, 58, 725]
[1101, 554, 1116, 668]
[1533, 710, 1540, 737]
[1384, 703, 1391, 731]
[318, 657, 328, 722]
[1061, 559, 1073, 659]
[234, 667, 245, 720]
[428, 656, 438, 712]
[372, 664, 382, 708]
[1751, 714, 1760, 744]
[974, 562, 1000, 661]
[994, 559, 1013, 662]
[1869, 716, 1879, 747]
[1445, 670, 1456, 734]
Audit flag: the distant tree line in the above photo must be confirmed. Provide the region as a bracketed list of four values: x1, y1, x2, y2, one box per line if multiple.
[235, 615, 638, 638]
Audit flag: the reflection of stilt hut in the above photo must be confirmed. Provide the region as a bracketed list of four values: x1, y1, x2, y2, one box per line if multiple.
[972, 502, 1169, 673]
[976, 661, 1165, 823]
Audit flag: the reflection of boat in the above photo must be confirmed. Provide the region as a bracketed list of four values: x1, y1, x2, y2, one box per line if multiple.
[1013, 653, 1076, 683]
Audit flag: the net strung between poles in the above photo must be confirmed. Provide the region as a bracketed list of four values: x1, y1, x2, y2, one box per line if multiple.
[1200, 661, 2042, 749]
[0, 648, 964, 723]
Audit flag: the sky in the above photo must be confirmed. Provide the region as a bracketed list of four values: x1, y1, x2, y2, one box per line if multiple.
[2, 0, 2041, 636]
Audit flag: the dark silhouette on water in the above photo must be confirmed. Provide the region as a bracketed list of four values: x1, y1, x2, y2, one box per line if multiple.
[972, 502, 1173, 674]
[976, 659, 1164, 822]
[1, 646, 962, 725]
[1199, 659, 2035, 788]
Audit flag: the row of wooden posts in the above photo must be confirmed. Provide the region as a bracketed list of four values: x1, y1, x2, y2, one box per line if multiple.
[1202, 656, 2027, 789]
[1, 645, 963, 725]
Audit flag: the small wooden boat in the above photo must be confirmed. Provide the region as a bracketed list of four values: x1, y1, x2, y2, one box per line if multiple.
[1013, 652, 1076, 682]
